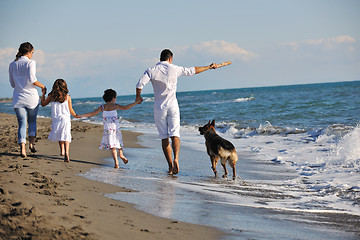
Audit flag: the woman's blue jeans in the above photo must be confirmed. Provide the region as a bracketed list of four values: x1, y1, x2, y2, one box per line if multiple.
[14, 104, 39, 144]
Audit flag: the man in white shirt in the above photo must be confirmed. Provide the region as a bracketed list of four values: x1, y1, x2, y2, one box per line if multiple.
[136, 49, 218, 175]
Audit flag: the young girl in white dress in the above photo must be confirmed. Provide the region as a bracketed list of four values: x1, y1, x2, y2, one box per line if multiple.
[78, 89, 140, 168]
[41, 79, 78, 162]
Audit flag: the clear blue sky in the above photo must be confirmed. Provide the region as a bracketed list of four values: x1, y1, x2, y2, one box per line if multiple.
[1, 0, 359, 98]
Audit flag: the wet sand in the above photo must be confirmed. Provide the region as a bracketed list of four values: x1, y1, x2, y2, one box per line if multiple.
[88, 130, 360, 240]
[0, 113, 222, 240]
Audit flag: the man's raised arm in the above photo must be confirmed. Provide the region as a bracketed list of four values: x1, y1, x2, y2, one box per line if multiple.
[195, 63, 218, 74]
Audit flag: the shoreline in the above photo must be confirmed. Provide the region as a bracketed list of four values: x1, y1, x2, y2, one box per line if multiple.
[0, 113, 223, 239]
[0, 98, 12, 103]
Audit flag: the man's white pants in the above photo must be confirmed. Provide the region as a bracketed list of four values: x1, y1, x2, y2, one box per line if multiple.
[154, 106, 180, 139]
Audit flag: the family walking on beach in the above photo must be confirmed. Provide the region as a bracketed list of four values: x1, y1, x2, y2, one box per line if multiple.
[9, 42, 219, 174]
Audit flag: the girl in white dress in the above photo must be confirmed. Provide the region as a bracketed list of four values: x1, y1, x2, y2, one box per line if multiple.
[78, 89, 140, 168]
[41, 79, 78, 162]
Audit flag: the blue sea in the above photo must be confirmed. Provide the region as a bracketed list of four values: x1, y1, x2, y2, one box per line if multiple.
[1, 81, 360, 239]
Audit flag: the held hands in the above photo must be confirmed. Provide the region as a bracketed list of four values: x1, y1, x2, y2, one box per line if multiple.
[42, 87, 47, 95]
[135, 96, 143, 104]
[209, 63, 218, 69]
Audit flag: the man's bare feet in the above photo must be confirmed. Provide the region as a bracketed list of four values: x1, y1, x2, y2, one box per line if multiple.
[172, 159, 179, 174]
[167, 161, 174, 175]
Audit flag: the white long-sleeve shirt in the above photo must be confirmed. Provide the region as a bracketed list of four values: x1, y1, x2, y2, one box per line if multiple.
[136, 61, 195, 110]
[9, 56, 39, 109]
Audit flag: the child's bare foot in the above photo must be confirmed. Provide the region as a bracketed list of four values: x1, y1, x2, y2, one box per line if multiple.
[114, 159, 119, 168]
[172, 159, 179, 175]
[64, 155, 70, 162]
[119, 149, 128, 164]
[120, 155, 128, 164]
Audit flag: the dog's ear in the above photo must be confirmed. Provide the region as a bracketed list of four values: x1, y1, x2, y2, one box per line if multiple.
[207, 120, 211, 125]
[211, 119, 215, 126]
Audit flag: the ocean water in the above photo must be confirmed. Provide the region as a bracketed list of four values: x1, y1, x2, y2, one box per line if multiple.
[1, 81, 360, 239]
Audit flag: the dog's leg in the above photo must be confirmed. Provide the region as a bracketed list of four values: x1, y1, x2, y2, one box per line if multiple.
[211, 156, 219, 177]
[232, 165, 236, 180]
[229, 160, 236, 180]
[230, 151, 238, 180]
[221, 160, 228, 178]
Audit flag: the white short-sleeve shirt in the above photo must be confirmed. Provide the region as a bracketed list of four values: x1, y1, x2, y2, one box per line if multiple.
[136, 61, 195, 111]
[9, 56, 40, 109]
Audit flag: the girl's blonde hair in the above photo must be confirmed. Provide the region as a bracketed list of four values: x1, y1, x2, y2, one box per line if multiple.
[49, 79, 69, 103]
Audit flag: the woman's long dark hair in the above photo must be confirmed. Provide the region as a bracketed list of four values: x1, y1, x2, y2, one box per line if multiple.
[49, 79, 69, 103]
[15, 42, 34, 61]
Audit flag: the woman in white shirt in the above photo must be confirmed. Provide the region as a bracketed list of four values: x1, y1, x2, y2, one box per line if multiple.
[9, 42, 46, 157]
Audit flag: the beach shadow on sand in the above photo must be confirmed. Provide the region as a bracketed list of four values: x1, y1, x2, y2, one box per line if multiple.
[1, 152, 106, 167]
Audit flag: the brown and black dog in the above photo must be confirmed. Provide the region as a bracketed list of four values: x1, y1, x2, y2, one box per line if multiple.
[199, 120, 238, 179]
